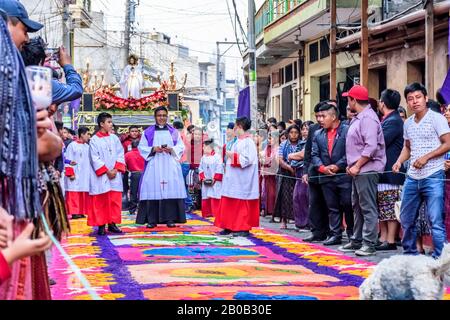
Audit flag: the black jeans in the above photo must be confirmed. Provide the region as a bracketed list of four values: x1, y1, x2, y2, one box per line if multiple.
[321, 182, 354, 238]
[308, 182, 329, 238]
[129, 172, 142, 214]
[122, 171, 130, 206]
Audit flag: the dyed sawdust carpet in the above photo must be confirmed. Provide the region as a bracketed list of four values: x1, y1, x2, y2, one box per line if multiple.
[49, 212, 450, 300]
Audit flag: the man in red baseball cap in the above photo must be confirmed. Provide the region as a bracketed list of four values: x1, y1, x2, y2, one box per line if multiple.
[342, 84, 369, 102]
[340, 84, 387, 257]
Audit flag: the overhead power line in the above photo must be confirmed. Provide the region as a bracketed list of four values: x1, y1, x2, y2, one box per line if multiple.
[138, 33, 243, 59]
[225, 0, 246, 56]
[231, 0, 248, 42]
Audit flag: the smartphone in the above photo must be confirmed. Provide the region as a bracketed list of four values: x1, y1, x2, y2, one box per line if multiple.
[161, 144, 167, 149]
[45, 48, 59, 61]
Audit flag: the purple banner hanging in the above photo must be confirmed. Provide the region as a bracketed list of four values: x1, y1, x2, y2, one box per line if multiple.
[439, 17, 450, 104]
[237, 86, 250, 118]
[70, 97, 81, 112]
[442, 70, 450, 105]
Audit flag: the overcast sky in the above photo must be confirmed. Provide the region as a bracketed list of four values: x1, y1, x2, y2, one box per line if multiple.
[92, 0, 265, 79]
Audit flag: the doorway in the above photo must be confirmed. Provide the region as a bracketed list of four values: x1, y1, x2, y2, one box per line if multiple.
[407, 60, 425, 86]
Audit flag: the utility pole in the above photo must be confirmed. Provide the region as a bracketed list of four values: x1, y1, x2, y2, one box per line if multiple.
[216, 41, 247, 97]
[425, 0, 434, 98]
[361, 0, 369, 88]
[248, 0, 257, 129]
[216, 41, 246, 138]
[299, 42, 306, 118]
[124, 0, 132, 59]
[139, 32, 144, 64]
[62, 0, 72, 57]
[330, 0, 337, 100]
[216, 42, 221, 101]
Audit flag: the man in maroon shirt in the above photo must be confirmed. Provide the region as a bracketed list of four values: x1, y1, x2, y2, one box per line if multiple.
[122, 125, 141, 154]
[311, 104, 353, 246]
[125, 140, 145, 214]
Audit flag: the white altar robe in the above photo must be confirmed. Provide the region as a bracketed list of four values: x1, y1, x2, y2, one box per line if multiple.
[199, 153, 223, 200]
[89, 133, 125, 195]
[221, 136, 259, 200]
[64, 141, 90, 192]
[138, 129, 187, 200]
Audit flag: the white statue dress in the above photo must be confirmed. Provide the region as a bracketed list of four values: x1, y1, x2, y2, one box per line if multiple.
[119, 64, 144, 99]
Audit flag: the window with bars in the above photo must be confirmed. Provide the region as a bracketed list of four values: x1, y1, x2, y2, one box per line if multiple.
[309, 36, 331, 63]
[279, 68, 285, 85]
[309, 42, 319, 63]
[320, 36, 330, 59]
[285, 64, 293, 83]
[293, 61, 298, 80]
[272, 72, 280, 88]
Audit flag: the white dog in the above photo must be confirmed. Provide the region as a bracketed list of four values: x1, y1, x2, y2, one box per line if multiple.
[360, 244, 450, 300]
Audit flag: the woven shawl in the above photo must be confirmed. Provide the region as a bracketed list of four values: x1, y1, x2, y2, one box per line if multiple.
[0, 17, 41, 220]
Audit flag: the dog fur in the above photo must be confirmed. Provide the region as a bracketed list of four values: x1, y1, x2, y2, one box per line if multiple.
[360, 244, 450, 300]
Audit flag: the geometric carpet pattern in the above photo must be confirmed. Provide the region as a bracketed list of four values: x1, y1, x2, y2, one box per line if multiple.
[49, 212, 450, 300]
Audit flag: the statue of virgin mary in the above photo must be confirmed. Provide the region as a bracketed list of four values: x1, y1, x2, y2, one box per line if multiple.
[119, 54, 144, 99]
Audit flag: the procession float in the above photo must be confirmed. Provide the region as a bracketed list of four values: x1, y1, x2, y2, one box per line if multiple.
[76, 54, 190, 134]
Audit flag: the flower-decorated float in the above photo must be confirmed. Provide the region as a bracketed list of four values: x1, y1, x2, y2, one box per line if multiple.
[76, 56, 190, 134]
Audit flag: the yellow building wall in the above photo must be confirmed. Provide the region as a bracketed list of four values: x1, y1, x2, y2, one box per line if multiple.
[303, 46, 360, 121]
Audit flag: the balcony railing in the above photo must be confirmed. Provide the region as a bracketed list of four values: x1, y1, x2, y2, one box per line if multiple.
[69, 0, 91, 12]
[255, 0, 307, 38]
[69, 0, 92, 28]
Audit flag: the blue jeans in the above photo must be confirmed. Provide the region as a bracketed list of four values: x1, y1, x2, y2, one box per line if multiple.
[400, 170, 447, 258]
[181, 163, 193, 210]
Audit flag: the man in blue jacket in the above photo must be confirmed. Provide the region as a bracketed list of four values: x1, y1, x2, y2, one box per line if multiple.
[376, 89, 405, 251]
[311, 103, 353, 246]
[20, 37, 83, 106]
[21, 37, 83, 180]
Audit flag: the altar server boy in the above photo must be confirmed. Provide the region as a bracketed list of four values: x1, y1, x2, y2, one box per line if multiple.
[89, 112, 126, 235]
[65, 127, 91, 220]
[215, 117, 260, 237]
[199, 139, 223, 218]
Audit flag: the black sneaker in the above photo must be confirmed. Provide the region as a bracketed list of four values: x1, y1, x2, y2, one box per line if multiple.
[219, 229, 232, 236]
[108, 224, 123, 234]
[376, 242, 397, 251]
[339, 242, 362, 252]
[303, 235, 327, 243]
[97, 225, 106, 236]
[232, 231, 250, 237]
[355, 246, 377, 256]
[323, 236, 342, 246]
